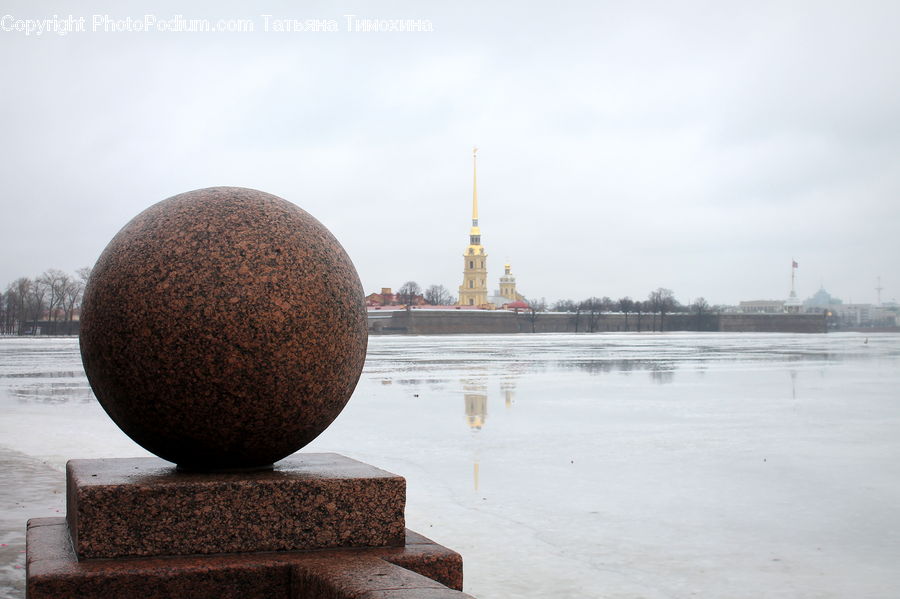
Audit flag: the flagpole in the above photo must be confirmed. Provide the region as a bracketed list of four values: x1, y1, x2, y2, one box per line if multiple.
[790, 260, 796, 298]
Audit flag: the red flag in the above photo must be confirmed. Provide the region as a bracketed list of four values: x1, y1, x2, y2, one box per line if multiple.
[792, 260, 798, 268]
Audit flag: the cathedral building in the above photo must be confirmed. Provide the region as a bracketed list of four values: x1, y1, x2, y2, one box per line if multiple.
[458, 148, 489, 306]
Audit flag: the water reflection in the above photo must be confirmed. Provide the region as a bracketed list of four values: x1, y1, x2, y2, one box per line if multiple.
[461, 381, 490, 492]
[501, 379, 516, 408]
[2, 371, 83, 379]
[4, 334, 899, 506]
[8, 382, 94, 404]
[364, 335, 869, 390]
[0, 338, 93, 406]
[463, 381, 488, 430]
[649, 368, 675, 385]
[559, 359, 679, 384]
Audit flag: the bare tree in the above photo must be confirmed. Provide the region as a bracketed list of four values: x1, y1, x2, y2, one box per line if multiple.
[648, 288, 676, 332]
[76, 266, 92, 288]
[551, 299, 576, 312]
[396, 281, 422, 308]
[61, 269, 91, 334]
[598, 296, 614, 330]
[690, 297, 709, 315]
[636, 300, 646, 332]
[690, 297, 712, 331]
[580, 297, 603, 333]
[526, 297, 547, 333]
[7, 278, 30, 334]
[618, 297, 634, 331]
[0, 268, 92, 335]
[0, 290, 7, 335]
[0, 287, 10, 335]
[76, 266, 92, 318]
[551, 299, 582, 332]
[25, 278, 47, 335]
[424, 284, 453, 306]
[40, 269, 71, 334]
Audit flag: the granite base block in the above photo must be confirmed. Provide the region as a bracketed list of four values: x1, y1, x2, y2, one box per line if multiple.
[66, 454, 406, 559]
[27, 519, 471, 599]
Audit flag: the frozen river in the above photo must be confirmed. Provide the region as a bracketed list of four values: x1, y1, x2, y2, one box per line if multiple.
[1, 333, 899, 598]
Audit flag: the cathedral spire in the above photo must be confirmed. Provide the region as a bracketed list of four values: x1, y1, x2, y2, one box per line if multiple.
[459, 146, 487, 307]
[472, 146, 479, 226]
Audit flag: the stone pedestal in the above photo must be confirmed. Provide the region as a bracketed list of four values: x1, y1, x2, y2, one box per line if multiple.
[27, 454, 474, 598]
[67, 454, 406, 559]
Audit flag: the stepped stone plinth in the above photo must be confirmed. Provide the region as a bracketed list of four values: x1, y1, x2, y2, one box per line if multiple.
[66, 454, 406, 560]
[25, 187, 475, 598]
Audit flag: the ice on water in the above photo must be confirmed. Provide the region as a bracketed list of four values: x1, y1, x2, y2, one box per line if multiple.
[1, 333, 899, 598]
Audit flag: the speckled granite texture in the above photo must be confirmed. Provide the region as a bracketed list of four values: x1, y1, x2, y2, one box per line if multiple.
[79, 187, 368, 470]
[67, 454, 406, 560]
[27, 520, 470, 599]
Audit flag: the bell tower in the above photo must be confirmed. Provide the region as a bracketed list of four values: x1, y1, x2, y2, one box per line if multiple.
[458, 147, 488, 306]
[499, 263, 521, 301]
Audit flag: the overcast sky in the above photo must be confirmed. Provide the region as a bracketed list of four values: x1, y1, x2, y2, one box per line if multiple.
[2, 0, 898, 306]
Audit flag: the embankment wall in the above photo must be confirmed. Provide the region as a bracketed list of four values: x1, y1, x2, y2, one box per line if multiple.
[368, 310, 826, 335]
[717, 313, 825, 333]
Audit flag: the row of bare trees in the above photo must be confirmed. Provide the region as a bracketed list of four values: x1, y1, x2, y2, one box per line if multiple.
[1, 268, 91, 335]
[395, 281, 456, 307]
[388, 283, 717, 333]
[549, 288, 715, 332]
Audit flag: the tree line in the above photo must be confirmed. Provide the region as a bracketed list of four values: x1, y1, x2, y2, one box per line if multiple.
[1, 267, 91, 335]
[395, 281, 456, 306]
[389, 283, 716, 333]
[549, 288, 715, 332]
[2, 269, 718, 337]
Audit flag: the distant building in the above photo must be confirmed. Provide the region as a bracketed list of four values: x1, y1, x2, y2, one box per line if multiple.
[784, 296, 802, 313]
[504, 300, 530, 312]
[366, 287, 396, 307]
[488, 263, 527, 307]
[784, 260, 802, 313]
[740, 261, 804, 314]
[372, 149, 532, 310]
[796, 286, 897, 327]
[498, 263, 525, 302]
[738, 300, 785, 314]
[365, 287, 424, 307]
[829, 303, 898, 327]
[804, 287, 842, 308]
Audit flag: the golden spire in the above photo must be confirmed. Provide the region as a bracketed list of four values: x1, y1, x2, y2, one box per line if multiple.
[472, 146, 479, 224]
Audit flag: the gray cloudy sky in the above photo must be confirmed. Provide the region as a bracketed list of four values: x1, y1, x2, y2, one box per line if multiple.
[2, 0, 898, 306]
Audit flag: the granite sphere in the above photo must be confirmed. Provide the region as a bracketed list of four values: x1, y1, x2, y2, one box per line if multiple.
[79, 187, 368, 470]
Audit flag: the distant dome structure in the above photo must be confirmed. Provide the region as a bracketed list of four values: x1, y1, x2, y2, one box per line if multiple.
[805, 287, 842, 307]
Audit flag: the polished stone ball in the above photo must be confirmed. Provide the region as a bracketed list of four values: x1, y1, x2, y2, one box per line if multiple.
[79, 187, 368, 470]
